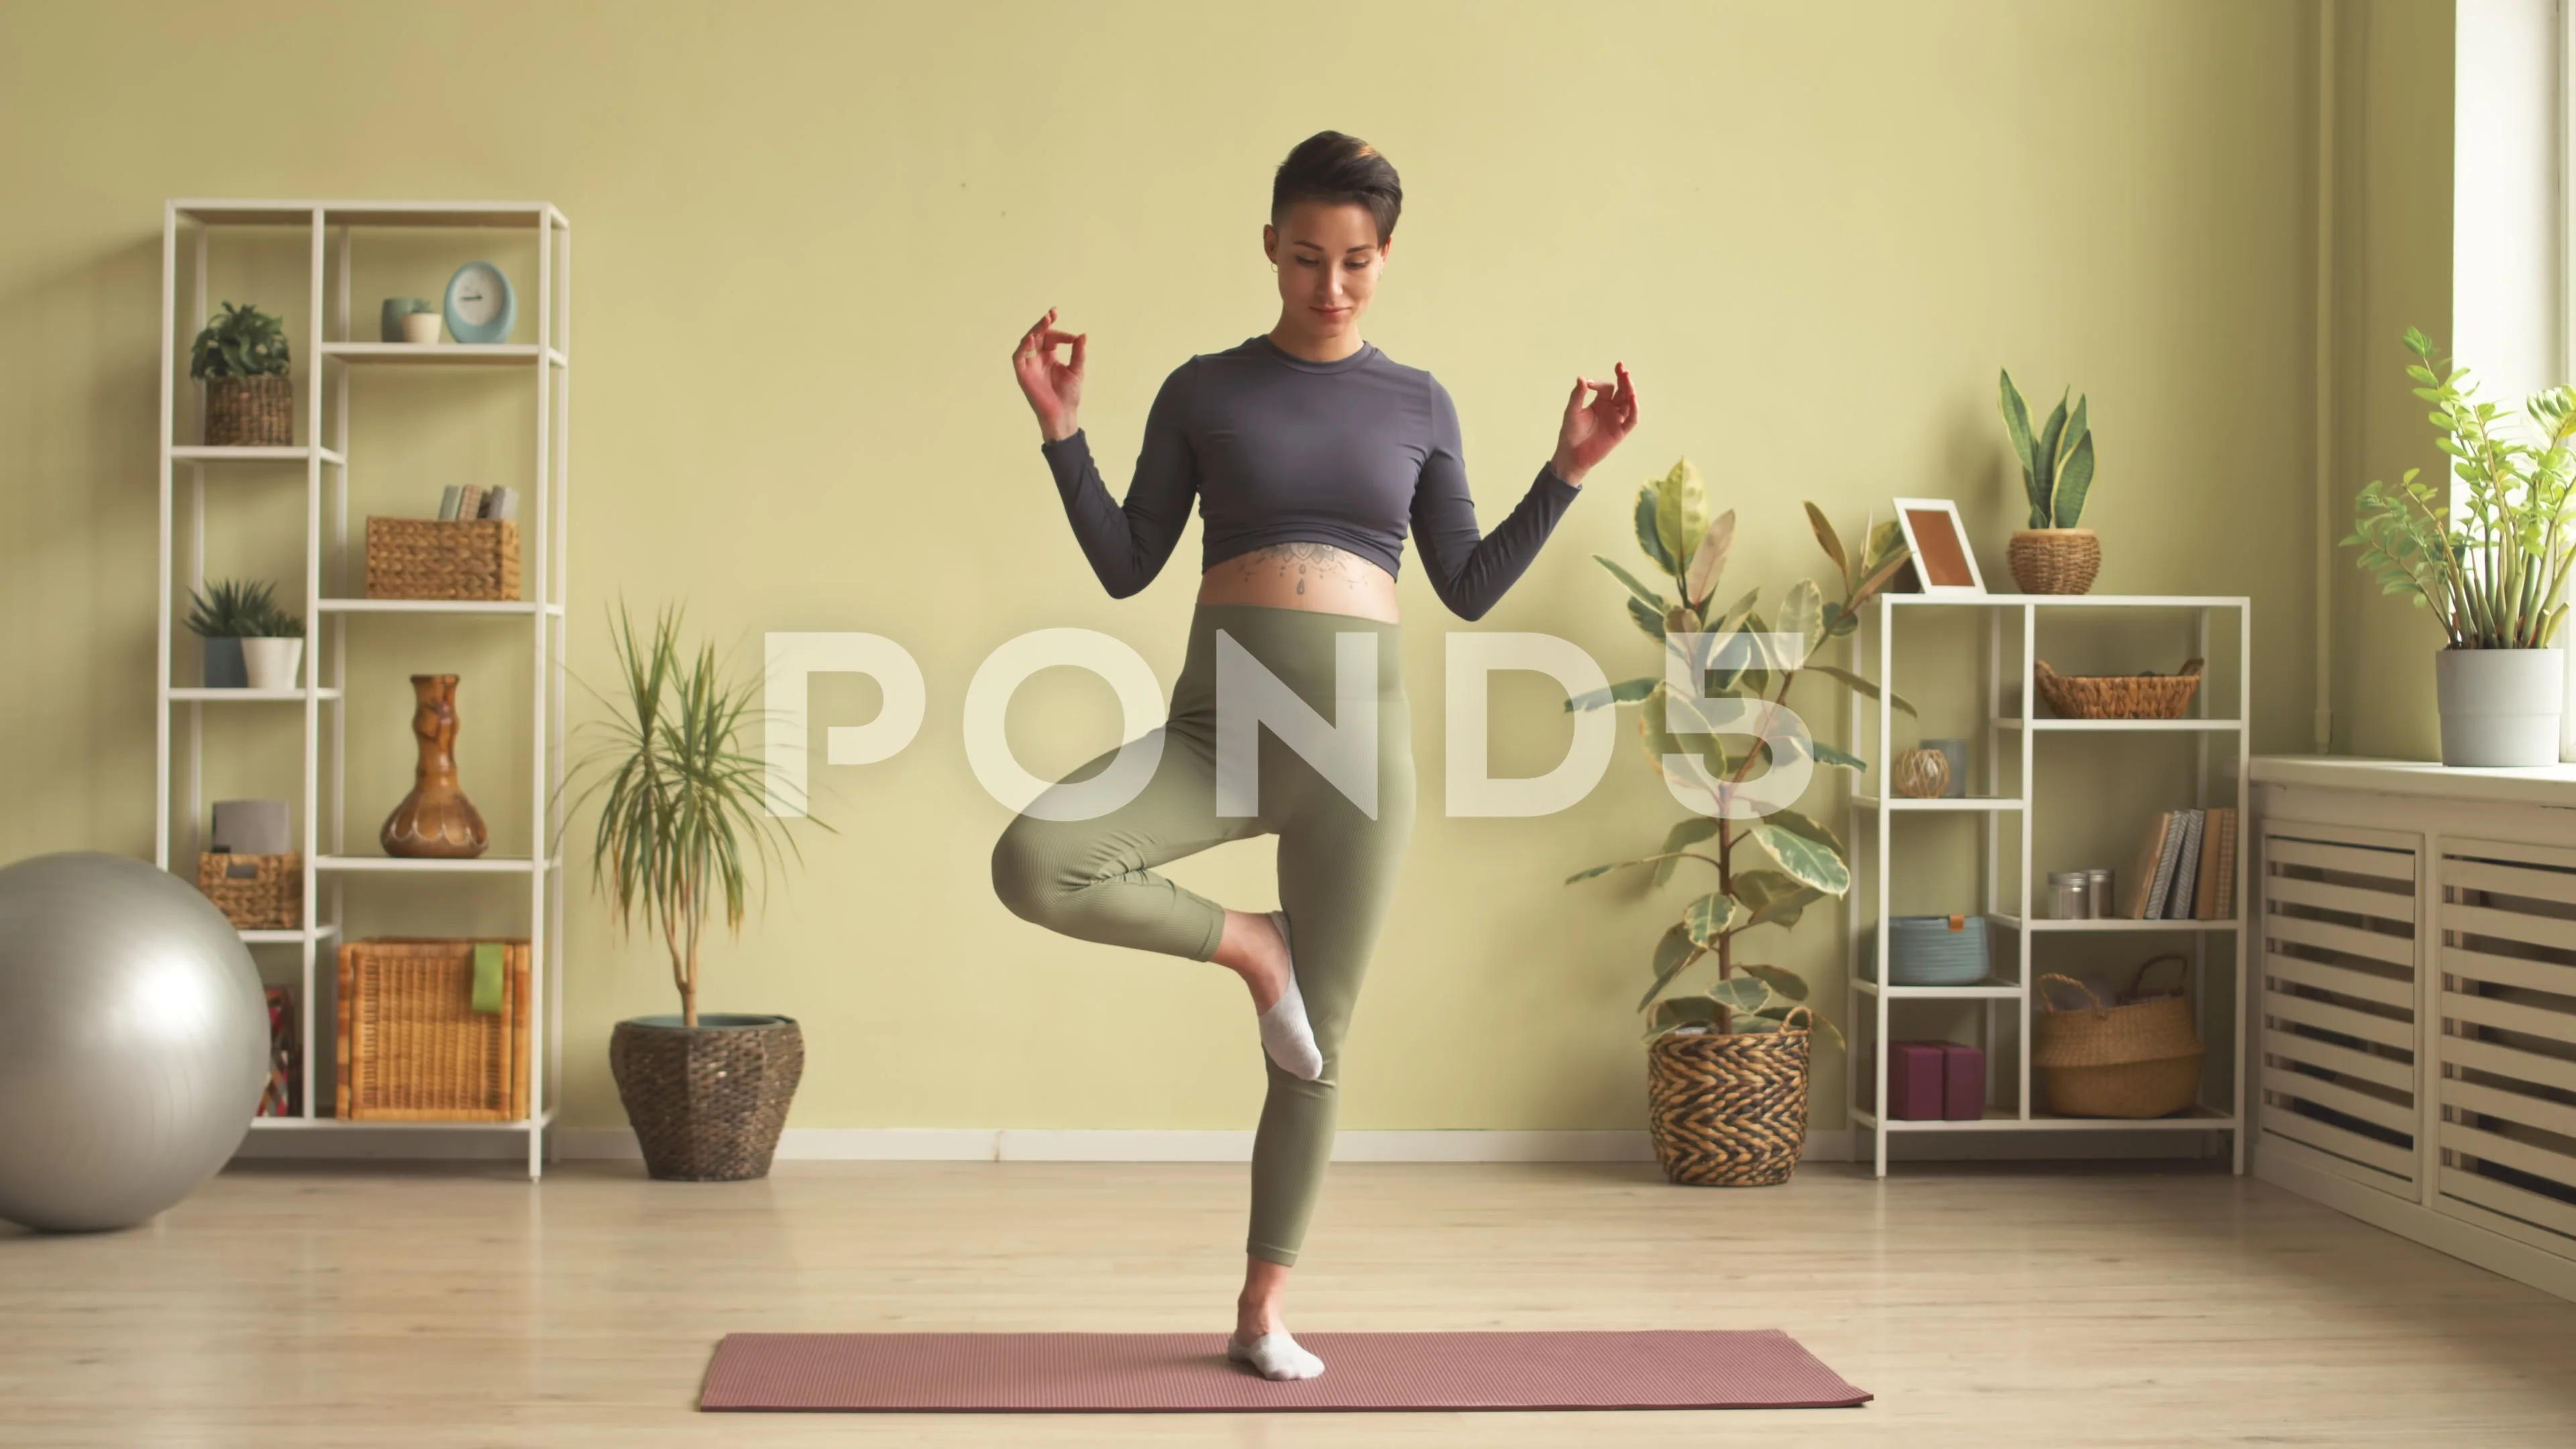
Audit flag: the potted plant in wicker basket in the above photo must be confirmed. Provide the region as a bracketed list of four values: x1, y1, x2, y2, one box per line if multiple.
[557, 602, 834, 1181]
[1562, 458, 1913, 1186]
[2000, 370, 2098, 594]
[2344, 327, 2576, 767]
[190, 301, 293, 447]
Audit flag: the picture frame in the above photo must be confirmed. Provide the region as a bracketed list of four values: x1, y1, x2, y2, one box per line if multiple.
[1888, 497, 1986, 595]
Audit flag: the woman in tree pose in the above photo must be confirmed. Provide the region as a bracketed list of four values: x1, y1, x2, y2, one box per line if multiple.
[994, 129, 1638, 1381]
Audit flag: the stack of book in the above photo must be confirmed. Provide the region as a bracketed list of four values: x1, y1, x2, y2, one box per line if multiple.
[2118, 807, 2238, 920]
[436, 484, 520, 521]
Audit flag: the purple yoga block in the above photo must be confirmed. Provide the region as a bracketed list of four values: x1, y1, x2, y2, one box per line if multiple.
[1886, 1042, 1946, 1120]
[1937, 1041, 1985, 1120]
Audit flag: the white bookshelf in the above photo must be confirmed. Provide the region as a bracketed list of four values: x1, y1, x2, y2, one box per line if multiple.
[153, 200, 570, 1179]
[1843, 594, 2252, 1176]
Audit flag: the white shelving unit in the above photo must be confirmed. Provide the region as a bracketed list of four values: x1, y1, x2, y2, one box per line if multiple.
[1843, 594, 2251, 1176]
[153, 200, 571, 1179]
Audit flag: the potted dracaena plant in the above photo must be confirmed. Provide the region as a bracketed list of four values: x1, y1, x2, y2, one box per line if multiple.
[555, 601, 834, 1181]
[2345, 326, 2576, 767]
[190, 301, 294, 447]
[2000, 370, 2099, 594]
[185, 577, 291, 689]
[1564, 458, 1914, 1187]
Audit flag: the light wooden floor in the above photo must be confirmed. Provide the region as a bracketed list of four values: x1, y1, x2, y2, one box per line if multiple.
[3, 1156, 2571, 1446]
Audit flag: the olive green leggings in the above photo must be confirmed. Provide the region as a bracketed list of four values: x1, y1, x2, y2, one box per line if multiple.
[989, 601, 1416, 1267]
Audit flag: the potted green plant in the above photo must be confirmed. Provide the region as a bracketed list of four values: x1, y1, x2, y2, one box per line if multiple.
[239, 591, 306, 692]
[1999, 370, 2098, 594]
[556, 602, 831, 1181]
[184, 578, 286, 689]
[2345, 326, 2576, 766]
[189, 301, 293, 447]
[1562, 458, 1913, 1187]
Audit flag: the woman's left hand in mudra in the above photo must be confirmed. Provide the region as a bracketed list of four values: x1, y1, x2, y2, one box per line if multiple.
[1550, 361, 1638, 487]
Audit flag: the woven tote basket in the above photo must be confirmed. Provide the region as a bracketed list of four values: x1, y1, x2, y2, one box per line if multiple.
[2034, 657, 2204, 720]
[2031, 962, 2204, 1118]
[609, 1015, 806, 1181]
[366, 517, 521, 601]
[1646, 1027, 1810, 1186]
[195, 850, 301, 930]
[204, 374, 292, 447]
[335, 937, 529, 1121]
[2007, 527, 2100, 594]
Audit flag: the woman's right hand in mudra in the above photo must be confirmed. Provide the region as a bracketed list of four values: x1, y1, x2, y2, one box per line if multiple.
[1014, 307, 1085, 443]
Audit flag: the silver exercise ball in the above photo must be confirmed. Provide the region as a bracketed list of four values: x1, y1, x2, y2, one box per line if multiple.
[0, 851, 268, 1232]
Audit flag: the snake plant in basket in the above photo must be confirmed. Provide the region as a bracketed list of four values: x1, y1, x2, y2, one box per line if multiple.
[1561, 458, 1914, 1185]
[555, 601, 835, 1181]
[2000, 369, 2100, 594]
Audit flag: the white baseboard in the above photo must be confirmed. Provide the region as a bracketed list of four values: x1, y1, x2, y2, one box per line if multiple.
[232, 1124, 2214, 1166]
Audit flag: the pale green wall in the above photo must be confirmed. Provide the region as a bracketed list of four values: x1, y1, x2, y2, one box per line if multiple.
[0, 1, 2428, 1134]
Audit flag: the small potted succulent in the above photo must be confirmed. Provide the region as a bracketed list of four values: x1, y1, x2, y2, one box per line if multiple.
[191, 301, 294, 447]
[240, 597, 306, 692]
[2345, 327, 2576, 766]
[1562, 458, 1913, 1187]
[555, 602, 833, 1181]
[185, 578, 288, 689]
[2000, 370, 2099, 594]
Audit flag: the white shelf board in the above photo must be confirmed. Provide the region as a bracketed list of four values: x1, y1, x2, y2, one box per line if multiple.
[2015, 916, 2242, 932]
[168, 687, 343, 702]
[247, 1106, 558, 1131]
[174, 199, 559, 228]
[319, 342, 564, 368]
[170, 445, 345, 466]
[1853, 1106, 2237, 1132]
[1854, 795, 2024, 811]
[315, 855, 559, 874]
[1999, 718, 2242, 732]
[319, 598, 560, 616]
[1854, 978, 2024, 999]
[241, 924, 341, 945]
[1884, 594, 2250, 608]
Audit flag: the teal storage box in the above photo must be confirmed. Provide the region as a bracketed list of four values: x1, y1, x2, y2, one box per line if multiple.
[1882, 913, 1990, 987]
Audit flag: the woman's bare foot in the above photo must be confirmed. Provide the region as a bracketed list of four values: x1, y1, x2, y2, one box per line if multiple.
[1212, 908, 1291, 1012]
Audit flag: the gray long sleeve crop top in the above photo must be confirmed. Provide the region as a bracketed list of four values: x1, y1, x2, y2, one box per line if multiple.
[1037, 333, 1582, 621]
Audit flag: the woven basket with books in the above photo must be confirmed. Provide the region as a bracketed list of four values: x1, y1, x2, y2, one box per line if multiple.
[335, 936, 531, 1121]
[366, 517, 521, 600]
[2034, 657, 2203, 719]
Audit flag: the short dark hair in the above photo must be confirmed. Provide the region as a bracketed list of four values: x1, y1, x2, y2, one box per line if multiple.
[1271, 130, 1402, 250]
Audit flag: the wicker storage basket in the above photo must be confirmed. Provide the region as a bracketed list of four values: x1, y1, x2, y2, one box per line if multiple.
[366, 517, 521, 601]
[2032, 962, 2204, 1118]
[205, 374, 292, 447]
[2035, 657, 2204, 720]
[2007, 527, 2100, 594]
[195, 850, 301, 930]
[1646, 1027, 1810, 1185]
[335, 936, 530, 1121]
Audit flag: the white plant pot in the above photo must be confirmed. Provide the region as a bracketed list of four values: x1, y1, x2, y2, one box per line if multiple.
[242, 637, 305, 692]
[2433, 647, 2565, 767]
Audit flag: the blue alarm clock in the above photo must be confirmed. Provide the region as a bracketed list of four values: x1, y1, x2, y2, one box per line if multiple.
[443, 260, 517, 345]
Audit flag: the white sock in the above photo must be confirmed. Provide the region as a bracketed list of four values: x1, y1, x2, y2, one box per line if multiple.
[1228, 1329, 1326, 1381]
[1257, 910, 1323, 1081]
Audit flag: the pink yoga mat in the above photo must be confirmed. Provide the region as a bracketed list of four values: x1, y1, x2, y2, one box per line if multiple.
[701, 1329, 1870, 1412]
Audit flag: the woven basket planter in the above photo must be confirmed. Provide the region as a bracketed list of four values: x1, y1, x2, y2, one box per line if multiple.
[2033, 970, 2204, 1118]
[335, 937, 529, 1121]
[205, 374, 293, 447]
[610, 1014, 805, 1181]
[2035, 657, 2204, 720]
[1646, 1028, 1810, 1186]
[366, 517, 521, 600]
[195, 850, 301, 930]
[2008, 527, 2100, 594]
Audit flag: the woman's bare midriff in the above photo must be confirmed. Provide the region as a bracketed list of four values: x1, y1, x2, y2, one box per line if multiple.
[1196, 542, 1401, 623]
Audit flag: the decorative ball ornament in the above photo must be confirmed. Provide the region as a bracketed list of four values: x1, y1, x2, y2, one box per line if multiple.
[1894, 747, 1952, 799]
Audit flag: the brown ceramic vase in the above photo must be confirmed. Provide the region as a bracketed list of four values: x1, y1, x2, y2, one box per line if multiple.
[380, 673, 489, 858]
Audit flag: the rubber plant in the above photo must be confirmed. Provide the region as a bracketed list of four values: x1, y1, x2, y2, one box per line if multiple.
[2343, 326, 2576, 648]
[1561, 458, 1915, 1049]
